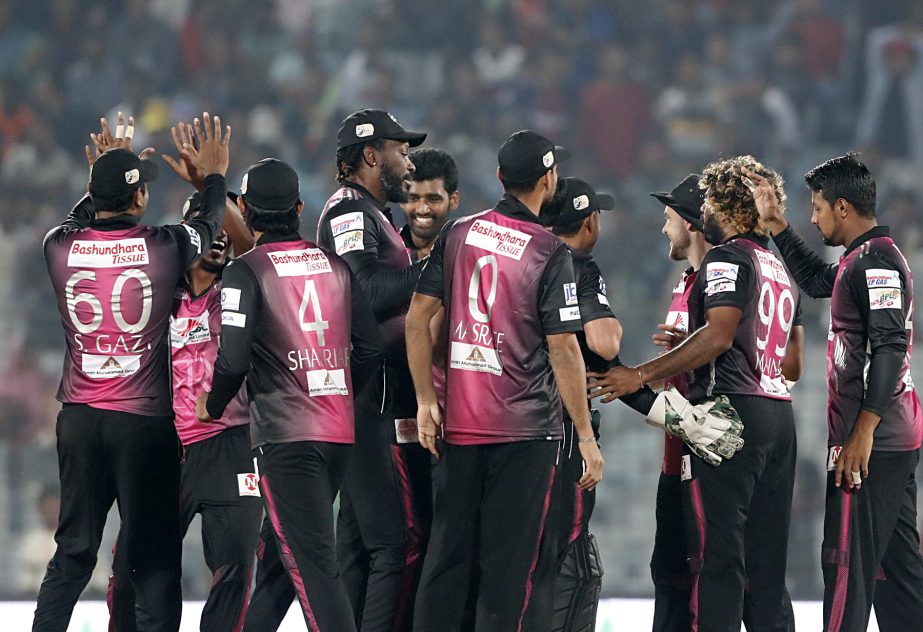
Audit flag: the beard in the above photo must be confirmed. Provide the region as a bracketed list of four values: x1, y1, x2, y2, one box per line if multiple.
[199, 256, 228, 274]
[380, 165, 409, 203]
[703, 213, 726, 246]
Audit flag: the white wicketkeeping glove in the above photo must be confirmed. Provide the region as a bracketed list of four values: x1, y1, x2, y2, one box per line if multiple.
[645, 387, 745, 466]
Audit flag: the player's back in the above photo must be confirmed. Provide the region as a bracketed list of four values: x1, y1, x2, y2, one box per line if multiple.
[45, 221, 185, 417]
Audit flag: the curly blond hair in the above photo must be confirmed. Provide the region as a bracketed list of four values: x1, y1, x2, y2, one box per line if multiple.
[699, 155, 786, 237]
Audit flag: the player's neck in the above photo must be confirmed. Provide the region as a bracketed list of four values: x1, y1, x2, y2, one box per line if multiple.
[687, 239, 710, 271]
[348, 173, 386, 206]
[189, 267, 217, 296]
[840, 219, 878, 250]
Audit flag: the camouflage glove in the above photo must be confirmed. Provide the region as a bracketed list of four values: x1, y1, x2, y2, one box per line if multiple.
[645, 387, 745, 466]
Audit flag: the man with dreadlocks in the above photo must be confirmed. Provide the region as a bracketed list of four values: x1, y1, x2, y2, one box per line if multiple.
[591, 156, 803, 632]
[315, 109, 430, 632]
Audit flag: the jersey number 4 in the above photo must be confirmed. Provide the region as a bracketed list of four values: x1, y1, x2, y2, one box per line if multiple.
[298, 280, 329, 345]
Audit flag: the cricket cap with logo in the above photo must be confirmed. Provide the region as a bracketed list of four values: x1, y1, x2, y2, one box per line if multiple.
[550, 178, 616, 227]
[240, 158, 300, 212]
[89, 148, 159, 208]
[337, 109, 427, 150]
[650, 174, 705, 232]
[497, 130, 570, 184]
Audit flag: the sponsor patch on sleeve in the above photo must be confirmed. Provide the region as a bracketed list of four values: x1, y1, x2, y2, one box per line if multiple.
[869, 287, 902, 310]
[866, 269, 900, 288]
[564, 282, 578, 306]
[559, 306, 581, 322]
[705, 280, 736, 296]
[597, 293, 610, 306]
[221, 288, 241, 312]
[222, 311, 246, 328]
[182, 225, 202, 254]
[705, 262, 739, 296]
[330, 212, 365, 256]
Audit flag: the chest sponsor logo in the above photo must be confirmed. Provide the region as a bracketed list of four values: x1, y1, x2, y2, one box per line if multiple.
[170, 312, 212, 347]
[395, 418, 419, 444]
[564, 282, 578, 306]
[68, 238, 149, 268]
[826, 446, 842, 472]
[680, 454, 692, 481]
[221, 288, 241, 311]
[755, 250, 790, 286]
[450, 341, 503, 376]
[464, 219, 532, 260]
[237, 472, 261, 497]
[559, 306, 581, 322]
[268, 248, 332, 277]
[865, 269, 900, 289]
[665, 310, 688, 333]
[307, 368, 349, 396]
[869, 287, 902, 310]
[81, 354, 141, 378]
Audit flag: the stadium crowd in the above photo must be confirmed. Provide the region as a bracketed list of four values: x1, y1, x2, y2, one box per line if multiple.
[0, 0, 921, 607]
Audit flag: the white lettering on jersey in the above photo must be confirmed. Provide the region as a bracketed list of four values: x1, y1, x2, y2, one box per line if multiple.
[222, 312, 246, 328]
[866, 269, 900, 288]
[450, 341, 503, 376]
[221, 288, 241, 312]
[464, 219, 532, 260]
[306, 368, 349, 396]
[268, 249, 332, 277]
[68, 238, 149, 268]
[755, 250, 791, 286]
[81, 354, 141, 378]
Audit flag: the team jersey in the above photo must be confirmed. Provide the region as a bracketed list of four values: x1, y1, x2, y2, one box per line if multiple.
[206, 234, 382, 447]
[773, 225, 922, 450]
[417, 194, 582, 444]
[687, 234, 799, 403]
[662, 267, 698, 475]
[44, 175, 227, 417]
[572, 249, 619, 373]
[171, 281, 249, 446]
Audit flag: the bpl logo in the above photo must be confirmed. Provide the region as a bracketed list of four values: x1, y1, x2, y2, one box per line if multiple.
[355, 123, 375, 138]
[125, 168, 140, 184]
[542, 150, 554, 168]
[573, 195, 590, 211]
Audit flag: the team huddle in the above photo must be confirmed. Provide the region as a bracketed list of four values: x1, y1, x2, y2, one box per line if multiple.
[33, 108, 923, 632]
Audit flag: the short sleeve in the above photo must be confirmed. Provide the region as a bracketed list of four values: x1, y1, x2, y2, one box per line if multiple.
[538, 246, 583, 335]
[701, 247, 752, 313]
[577, 255, 617, 325]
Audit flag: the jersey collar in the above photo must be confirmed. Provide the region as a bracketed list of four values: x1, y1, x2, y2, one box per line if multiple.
[494, 193, 544, 226]
[91, 215, 140, 230]
[843, 225, 889, 256]
[256, 231, 303, 246]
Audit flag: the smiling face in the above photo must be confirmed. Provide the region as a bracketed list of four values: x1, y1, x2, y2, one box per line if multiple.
[662, 206, 692, 261]
[402, 177, 458, 243]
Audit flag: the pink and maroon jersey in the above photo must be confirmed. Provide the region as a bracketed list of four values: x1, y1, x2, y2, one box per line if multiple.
[662, 268, 698, 475]
[826, 233, 922, 450]
[44, 175, 227, 417]
[171, 281, 249, 446]
[687, 234, 798, 403]
[416, 195, 582, 444]
[211, 238, 357, 446]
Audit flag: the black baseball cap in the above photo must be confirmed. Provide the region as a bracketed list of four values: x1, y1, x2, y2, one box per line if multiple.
[89, 148, 159, 208]
[497, 130, 570, 183]
[550, 178, 615, 227]
[650, 174, 705, 232]
[337, 109, 427, 150]
[240, 158, 300, 212]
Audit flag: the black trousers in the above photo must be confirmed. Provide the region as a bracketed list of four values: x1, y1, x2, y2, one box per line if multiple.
[682, 395, 796, 632]
[414, 440, 559, 632]
[336, 376, 432, 632]
[243, 441, 356, 632]
[110, 424, 264, 632]
[33, 404, 182, 632]
[822, 448, 923, 632]
[651, 471, 691, 632]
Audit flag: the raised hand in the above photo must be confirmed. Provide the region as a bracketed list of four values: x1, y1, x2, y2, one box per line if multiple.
[162, 121, 207, 190]
[742, 168, 787, 236]
[85, 111, 154, 171]
[178, 112, 231, 178]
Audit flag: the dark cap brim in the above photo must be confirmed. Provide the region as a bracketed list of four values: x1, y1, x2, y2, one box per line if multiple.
[597, 193, 615, 210]
[554, 146, 570, 162]
[650, 192, 704, 232]
[388, 131, 427, 147]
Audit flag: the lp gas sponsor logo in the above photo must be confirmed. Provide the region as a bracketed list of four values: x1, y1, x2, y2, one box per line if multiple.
[237, 472, 261, 497]
[865, 269, 900, 288]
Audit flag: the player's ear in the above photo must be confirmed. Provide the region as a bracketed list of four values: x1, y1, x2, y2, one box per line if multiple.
[449, 190, 460, 211]
[295, 200, 305, 216]
[236, 195, 247, 217]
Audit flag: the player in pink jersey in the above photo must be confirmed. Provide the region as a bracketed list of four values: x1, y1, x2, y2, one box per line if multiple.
[199, 158, 383, 632]
[407, 131, 604, 632]
[750, 153, 923, 632]
[37, 112, 230, 632]
[592, 156, 804, 632]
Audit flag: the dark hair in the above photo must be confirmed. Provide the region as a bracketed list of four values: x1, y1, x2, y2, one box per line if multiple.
[93, 184, 145, 213]
[499, 173, 543, 196]
[244, 202, 300, 234]
[336, 138, 386, 183]
[409, 148, 459, 193]
[804, 152, 876, 217]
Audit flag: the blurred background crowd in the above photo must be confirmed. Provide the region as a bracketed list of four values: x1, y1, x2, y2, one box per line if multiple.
[0, 0, 921, 602]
